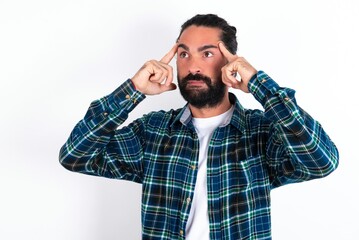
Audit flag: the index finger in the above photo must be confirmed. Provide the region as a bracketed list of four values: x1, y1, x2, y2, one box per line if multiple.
[160, 43, 178, 64]
[218, 42, 237, 62]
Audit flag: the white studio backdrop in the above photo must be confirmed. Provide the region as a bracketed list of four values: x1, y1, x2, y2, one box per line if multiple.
[0, 0, 358, 239]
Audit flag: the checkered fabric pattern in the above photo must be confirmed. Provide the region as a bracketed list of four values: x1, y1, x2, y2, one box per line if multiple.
[59, 71, 339, 239]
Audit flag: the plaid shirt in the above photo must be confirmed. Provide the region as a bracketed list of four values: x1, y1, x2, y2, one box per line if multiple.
[59, 71, 339, 239]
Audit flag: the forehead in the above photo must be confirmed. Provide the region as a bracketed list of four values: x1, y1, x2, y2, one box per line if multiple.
[178, 26, 222, 48]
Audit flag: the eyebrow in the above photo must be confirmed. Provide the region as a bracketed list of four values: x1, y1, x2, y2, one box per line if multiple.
[178, 43, 218, 52]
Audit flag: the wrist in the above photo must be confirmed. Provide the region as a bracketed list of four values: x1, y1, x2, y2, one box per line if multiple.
[130, 79, 137, 90]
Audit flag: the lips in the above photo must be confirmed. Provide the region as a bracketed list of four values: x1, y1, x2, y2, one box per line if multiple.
[187, 80, 206, 85]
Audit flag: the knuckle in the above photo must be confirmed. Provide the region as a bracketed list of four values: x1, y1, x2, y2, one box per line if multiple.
[147, 59, 157, 65]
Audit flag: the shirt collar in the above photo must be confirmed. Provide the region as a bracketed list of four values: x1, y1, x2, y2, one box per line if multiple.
[171, 93, 246, 133]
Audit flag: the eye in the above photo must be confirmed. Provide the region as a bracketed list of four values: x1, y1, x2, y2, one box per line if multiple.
[179, 51, 189, 58]
[203, 51, 214, 58]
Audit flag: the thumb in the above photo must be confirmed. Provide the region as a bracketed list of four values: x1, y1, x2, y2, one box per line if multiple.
[159, 83, 177, 93]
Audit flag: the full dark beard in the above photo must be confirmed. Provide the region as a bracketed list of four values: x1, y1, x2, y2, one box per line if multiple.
[178, 73, 226, 108]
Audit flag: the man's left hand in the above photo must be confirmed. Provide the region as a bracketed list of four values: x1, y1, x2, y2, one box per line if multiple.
[218, 42, 257, 93]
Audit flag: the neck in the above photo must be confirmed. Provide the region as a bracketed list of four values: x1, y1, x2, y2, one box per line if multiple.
[189, 92, 232, 118]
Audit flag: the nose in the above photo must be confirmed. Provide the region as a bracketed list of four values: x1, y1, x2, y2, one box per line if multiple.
[188, 57, 201, 74]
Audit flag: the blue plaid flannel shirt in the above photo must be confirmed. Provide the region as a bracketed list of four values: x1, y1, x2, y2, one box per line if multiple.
[59, 71, 339, 239]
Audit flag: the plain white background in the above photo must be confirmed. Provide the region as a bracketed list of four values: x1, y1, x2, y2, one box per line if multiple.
[1, 0, 358, 239]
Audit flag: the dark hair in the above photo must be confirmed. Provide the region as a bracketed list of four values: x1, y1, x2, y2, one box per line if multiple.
[177, 14, 238, 54]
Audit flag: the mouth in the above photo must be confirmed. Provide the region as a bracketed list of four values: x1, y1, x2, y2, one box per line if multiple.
[186, 80, 206, 87]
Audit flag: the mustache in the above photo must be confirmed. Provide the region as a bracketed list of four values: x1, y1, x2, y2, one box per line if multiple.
[180, 73, 212, 85]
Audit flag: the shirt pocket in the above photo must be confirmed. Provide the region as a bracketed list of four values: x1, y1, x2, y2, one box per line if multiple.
[231, 153, 268, 191]
[224, 149, 254, 191]
[242, 155, 271, 208]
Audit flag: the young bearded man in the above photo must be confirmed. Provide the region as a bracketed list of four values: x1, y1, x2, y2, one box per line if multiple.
[59, 14, 339, 239]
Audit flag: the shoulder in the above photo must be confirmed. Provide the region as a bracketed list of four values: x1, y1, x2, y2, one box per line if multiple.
[142, 108, 184, 126]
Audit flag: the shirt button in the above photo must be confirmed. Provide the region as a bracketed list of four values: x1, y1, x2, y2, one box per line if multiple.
[125, 94, 130, 99]
[103, 112, 108, 116]
[261, 79, 267, 83]
[284, 97, 290, 101]
[179, 230, 184, 236]
[186, 197, 191, 204]
[191, 165, 196, 170]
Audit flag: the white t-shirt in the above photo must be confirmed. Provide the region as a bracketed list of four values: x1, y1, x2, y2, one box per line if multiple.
[186, 106, 234, 240]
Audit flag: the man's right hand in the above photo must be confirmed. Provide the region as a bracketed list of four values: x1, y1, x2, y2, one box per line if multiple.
[131, 43, 178, 95]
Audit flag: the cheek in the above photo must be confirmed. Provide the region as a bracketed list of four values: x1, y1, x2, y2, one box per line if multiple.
[213, 57, 226, 69]
[176, 60, 187, 77]
[209, 61, 224, 78]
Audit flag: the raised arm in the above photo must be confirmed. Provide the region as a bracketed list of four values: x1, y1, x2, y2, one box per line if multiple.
[59, 44, 178, 182]
[249, 71, 339, 188]
[218, 41, 339, 188]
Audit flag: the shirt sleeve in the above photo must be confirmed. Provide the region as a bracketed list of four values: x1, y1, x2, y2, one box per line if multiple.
[248, 71, 339, 188]
[59, 79, 146, 183]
